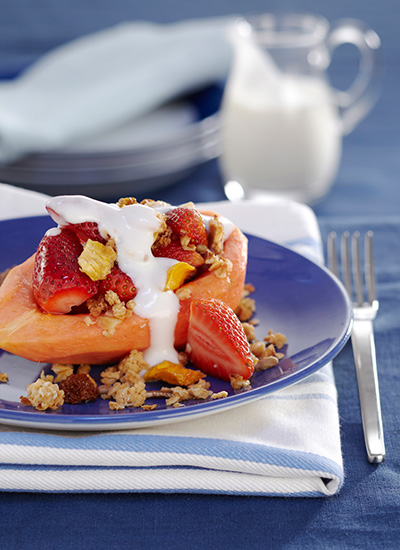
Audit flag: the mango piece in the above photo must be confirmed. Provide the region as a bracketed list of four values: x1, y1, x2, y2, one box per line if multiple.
[144, 360, 205, 386]
[165, 262, 196, 291]
[78, 239, 117, 281]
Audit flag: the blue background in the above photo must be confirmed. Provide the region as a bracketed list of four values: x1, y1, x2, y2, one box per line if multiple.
[0, 0, 399, 218]
[0, 1, 399, 549]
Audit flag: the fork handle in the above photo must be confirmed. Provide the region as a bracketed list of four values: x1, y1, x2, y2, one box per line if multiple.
[351, 319, 385, 463]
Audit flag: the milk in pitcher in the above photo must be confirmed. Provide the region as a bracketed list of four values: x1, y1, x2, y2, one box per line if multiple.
[219, 22, 342, 203]
[220, 74, 341, 201]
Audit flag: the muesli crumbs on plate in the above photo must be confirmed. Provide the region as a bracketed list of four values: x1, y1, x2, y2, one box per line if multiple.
[18, 283, 287, 412]
[0, 373, 9, 383]
[20, 376, 65, 411]
[211, 391, 229, 399]
[51, 364, 74, 383]
[235, 283, 256, 322]
[76, 364, 91, 374]
[99, 356, 227, 410]
[141, 404, 157, 411]
[230, 374, 252, 390]
[52, 362, 91, 380]
[264, 330, 287, 350]
[236, 284, 289, 387]
[102, 380, 147, 410]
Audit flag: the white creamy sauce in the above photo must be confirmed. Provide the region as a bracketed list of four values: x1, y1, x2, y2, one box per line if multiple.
[45, 195, 233, 366]
[45, 226, 62, 237]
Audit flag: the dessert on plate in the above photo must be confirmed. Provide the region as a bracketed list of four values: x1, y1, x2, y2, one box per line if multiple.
[0, 195, 290, 412]
[0, 196, 251, 371]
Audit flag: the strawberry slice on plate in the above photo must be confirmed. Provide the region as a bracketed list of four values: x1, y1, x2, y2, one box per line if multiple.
[98, 265, 137, 302]
[187, 298, 254, 382]
[32, 228, 99, 314]
[166, 207, 208, 247]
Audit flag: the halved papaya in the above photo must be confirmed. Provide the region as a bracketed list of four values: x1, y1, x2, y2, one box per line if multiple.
[0, 223, 247, 365]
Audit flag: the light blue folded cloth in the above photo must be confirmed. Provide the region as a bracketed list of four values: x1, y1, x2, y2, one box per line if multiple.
[0, 188, 343, 496]
[0, 18, 233, 163]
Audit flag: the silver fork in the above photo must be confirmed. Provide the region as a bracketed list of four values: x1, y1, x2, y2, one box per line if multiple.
[328, 231, 385, 463]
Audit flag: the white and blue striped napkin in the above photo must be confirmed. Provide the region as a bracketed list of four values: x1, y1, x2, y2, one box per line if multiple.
[0, 185, 343, 496]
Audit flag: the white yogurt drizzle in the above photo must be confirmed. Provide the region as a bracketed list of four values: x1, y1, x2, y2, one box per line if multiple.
[45, 195, 234, 366]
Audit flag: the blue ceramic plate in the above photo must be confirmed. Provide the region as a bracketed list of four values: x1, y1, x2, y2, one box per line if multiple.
[0, 216, 352, 431]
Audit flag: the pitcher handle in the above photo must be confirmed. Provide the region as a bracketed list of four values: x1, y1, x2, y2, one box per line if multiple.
[327, 19, 382, 135]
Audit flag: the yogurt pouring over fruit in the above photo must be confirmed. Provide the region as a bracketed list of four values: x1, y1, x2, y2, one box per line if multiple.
[43, 195, 189, 366]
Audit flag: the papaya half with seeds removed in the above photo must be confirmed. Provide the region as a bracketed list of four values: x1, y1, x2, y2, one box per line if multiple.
[0, 225, 247, 365]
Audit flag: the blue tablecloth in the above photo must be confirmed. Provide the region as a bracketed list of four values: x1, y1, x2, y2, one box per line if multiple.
[0, 1, 399, 549]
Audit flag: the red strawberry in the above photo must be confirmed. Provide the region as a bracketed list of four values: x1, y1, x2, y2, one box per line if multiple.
[32, 228, 99, 314]
[98, 265, 137, 302]
[68, 221, 105, 244]
[166, 207, 207, 247]
[152, 239, 205, 268]
[187, 299, 254, 382]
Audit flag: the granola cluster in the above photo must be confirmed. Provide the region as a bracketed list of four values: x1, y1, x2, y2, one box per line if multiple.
[89, 289, 135, 320]
[234, 285, 288, 390]
[18, 348, 232, 412]
[19, 365, 98, 409]
[235, 283, 257, 322]
[20, 373, 65, 411]
[200, 216, 233, 279]
[98, 350, 227, 410]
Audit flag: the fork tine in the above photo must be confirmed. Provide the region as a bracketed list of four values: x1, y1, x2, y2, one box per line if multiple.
[352, 231, 364, 306]
[341, 232, 352, 297]
[365, 231, 376, 304]
[327, 229, 384, 463]
[327, 232, 338, 276]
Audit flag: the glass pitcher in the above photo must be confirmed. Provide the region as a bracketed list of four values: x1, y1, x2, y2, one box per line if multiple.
[219, 13, 382, 203]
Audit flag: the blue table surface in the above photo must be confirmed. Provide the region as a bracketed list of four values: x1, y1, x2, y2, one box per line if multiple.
[0, 1, 399, 549]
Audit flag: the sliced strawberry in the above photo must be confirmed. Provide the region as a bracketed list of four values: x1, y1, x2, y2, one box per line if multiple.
[68, 221, 105, 244]
[32, 228, 99, 314]
[152, 239, 205, 268]
[166, 207, 208, 247]
[187, 299, 254, 382]
[98, 265, 137, 302]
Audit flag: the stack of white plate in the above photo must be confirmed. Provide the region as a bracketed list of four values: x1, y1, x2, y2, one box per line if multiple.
[0, 93, 221, 199]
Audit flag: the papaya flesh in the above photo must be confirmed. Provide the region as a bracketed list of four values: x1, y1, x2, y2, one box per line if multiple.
[0, 224, 247, 365]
